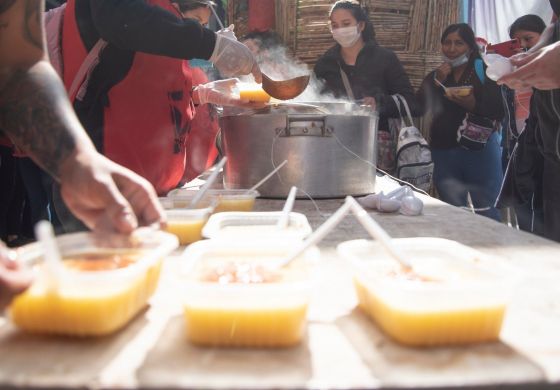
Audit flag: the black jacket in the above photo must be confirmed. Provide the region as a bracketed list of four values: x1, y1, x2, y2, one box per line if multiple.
[72, 0, 216, 152]
[418, 57, 504, 149]
[313, 42, 418, 131]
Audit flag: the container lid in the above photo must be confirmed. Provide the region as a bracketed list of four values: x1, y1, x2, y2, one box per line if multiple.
[202, 211, 312, 240]
[337, 237, 521, 310]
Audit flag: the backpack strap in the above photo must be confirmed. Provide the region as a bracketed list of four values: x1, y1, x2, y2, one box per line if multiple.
[68, 39, 107, 101]
[338, 65, 355, 101]
[393, 94, 414, 127]
[474, 58, 485, 85]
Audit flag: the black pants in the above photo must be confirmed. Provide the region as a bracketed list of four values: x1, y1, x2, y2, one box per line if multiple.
[542, 160, 560, 242]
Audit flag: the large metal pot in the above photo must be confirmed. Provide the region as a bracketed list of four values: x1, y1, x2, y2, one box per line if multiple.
[220, 102, 378, 198]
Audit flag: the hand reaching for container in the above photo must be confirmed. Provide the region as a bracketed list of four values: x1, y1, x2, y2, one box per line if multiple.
[209, 35, 262, 83]
[58, 151, 165, 234]
[498, 41, 560, 90]
[0, 242, 33, 311]
[193, 78, 267, 108]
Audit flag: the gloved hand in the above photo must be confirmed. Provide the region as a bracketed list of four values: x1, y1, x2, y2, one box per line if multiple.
[216, 24, 237, 40]
[209, 34, 262, 83]
[193, 78, 266, 108]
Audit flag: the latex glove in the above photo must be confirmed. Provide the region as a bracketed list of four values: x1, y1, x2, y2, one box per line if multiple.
[194, 78, 266, 108]
[209, 34, 262, 83]
[217, 24, 236, 40]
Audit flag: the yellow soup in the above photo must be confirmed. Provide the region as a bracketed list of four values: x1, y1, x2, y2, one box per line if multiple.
[184, 305, 307, 347]
[10, 252, 162, 336]
[354, 279, 506, 347]
[214, 198, 256, 213]
[166, 220, 206, 245]
[239, 88, 271, 103]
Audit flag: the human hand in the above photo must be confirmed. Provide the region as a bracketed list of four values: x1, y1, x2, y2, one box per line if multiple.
[209, 34, 262, 83]
[435, 63, 452, 83]
[498, 41, 560, 90]
[193, 78, 267, 108]
[58, 151, 165, 234]
[0, 242, 33, 311]
[362, 96, 377, 110]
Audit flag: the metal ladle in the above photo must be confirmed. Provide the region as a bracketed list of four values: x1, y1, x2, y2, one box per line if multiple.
[261, 73, 310, 100]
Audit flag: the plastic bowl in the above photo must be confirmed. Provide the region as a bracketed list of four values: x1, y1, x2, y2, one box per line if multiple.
[445, 86, 473, 97]
[202, 211, 312, 241]
[9, 228, 178, 337]
[180, 240, 318, 348]
[337, 237, 520, 347]
[165, 208, 212, 245]
[169, 189, 260, 213]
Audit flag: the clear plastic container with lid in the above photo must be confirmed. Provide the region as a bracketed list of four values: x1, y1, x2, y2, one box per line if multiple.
[9, 228, 179, 336]
[337, 237, 520, 347]
[165, 207, 212, 245]
[168, 189, 259, 213]
[180, 239, 318, 348]
[202, 211, 312, 241]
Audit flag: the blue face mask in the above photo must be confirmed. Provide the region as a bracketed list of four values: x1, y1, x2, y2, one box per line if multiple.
[442, 52, 470, 68]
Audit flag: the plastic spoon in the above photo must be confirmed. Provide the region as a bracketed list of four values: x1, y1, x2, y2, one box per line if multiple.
[277, 186, 297, 229]
[189, 156, 228, 208]
[433, 77, 448, 93]
[34, 220, 62, 291]
[270, 197, 354, 269]
[248, 160, 288, 192]
[346, 197, 413, 272]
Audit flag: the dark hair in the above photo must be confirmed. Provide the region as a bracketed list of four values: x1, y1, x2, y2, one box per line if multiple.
[509, 14, 546, 38]
[441, 23, 481, 59]
[330, 0, 376, 43]
[171, 0, 215, 13]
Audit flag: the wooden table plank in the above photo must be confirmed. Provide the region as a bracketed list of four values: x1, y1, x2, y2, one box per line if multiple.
[1, 177, 560, 389]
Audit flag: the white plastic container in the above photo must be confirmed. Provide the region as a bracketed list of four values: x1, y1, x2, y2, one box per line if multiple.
[202, 211, 312, 240]
[337, 237, 520, 347]
[9, 228, 178, 336]
[168, 189, 260, 213]
[180, 240, 318, 347]
[165, 208, 212, 245]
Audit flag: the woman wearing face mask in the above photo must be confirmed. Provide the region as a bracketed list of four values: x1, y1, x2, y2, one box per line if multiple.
[418, 23, 504, 221]
[313, 0, 417, 172]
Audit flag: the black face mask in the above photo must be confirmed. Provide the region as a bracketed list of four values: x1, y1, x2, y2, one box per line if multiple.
[551, 0, 560, 17]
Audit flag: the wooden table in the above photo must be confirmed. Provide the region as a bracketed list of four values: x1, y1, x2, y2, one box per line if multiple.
[2, 177, 560, 390]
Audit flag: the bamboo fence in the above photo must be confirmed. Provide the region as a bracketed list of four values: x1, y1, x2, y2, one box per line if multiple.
[231, 0, 459, 89]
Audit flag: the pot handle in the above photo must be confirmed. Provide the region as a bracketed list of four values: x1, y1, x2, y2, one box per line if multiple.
[280, 115, 328, 137]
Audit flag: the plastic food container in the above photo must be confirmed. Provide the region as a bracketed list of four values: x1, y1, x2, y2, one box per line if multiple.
[445, 85, 473, 97]
[9, 228, 178, 337]
[181, 240, 318, 348]
[238, 84, 271, 103]
[202, 211, 312, 241]
[337, 237, 520, 347]
[165, 208, 212, 245]
[169, 189, 259, 213]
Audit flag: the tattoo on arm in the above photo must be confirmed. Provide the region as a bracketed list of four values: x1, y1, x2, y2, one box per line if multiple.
[0, 66, 76, 178]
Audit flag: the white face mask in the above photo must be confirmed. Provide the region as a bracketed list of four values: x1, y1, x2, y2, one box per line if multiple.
[332, 25, 362, 48]
[442, 52, 470, 68]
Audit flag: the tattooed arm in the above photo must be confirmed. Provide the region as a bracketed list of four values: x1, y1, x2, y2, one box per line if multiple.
[0, 0, 164, 234]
